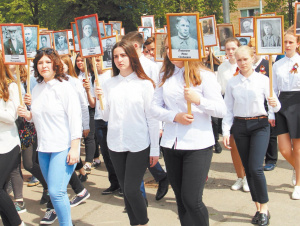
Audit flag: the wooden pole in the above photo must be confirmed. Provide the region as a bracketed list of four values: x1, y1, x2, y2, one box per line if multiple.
[268, 54, 273, 97]
[83, 58, 89, 81]
[209, 47, 214, 71]
[72, 51, 76, 67]
[92, 57, 104, 110]
[16, 65, 24, 106]
[27, 60, 31, 94]
[184, 61, 192, 115]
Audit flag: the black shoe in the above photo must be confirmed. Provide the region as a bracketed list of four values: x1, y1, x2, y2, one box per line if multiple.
[156, 176, 169, 201]
[40, 190, 50, 205]
[214, 142, 222, 153]
[258, 211, 270, 226]
[251, 211, 260, 224]
[264, 164, 276, 171]
[78, 174, 88, 182]
[102, 185, 120, 195]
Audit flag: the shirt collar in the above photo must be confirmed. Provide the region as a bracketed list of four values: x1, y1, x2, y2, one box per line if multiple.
[174, 65, 185, 75]
[118, 71, 137, 82]
[46, 78, 59, 86]
[238, 70, 256, 82]
[288, 53, 300, 63]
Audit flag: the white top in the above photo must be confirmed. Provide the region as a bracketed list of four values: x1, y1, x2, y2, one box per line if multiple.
[102, 72, 159, 156]
[78, 71, 94, 107]
[139, 55, 160, 86]
[31, 79, 82, 153]
[0, 83, 20, 154]
[151, 66, 226, 150]
[222, 72, 281, 137]
[67, 75, 89, 130]
[273, 53, 300, 96]
[217, 60, 238, 95]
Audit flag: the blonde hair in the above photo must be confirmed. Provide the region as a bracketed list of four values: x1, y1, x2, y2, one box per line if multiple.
[235, 45, 254, 58]
[0, 52, 16, 101]
[285, 25, 300, 54]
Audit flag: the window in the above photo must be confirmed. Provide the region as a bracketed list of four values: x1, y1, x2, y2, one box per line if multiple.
[240, 8, 260, 17]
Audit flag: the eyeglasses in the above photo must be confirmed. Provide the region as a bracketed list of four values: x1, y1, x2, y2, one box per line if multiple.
[37, 48, 55, 54]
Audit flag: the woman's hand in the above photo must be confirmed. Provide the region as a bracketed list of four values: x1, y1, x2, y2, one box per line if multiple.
[267, 97, 277, 108]
[268, 119, 276, 127]
[149, 156, 159, 168]
[23, 93, 32, 105]
[184, 87, 200, 105]
[83, 129, 90, 138]
[223, 135, 231, 149]
[174, 112, 194, 125]
[67, 148, 79, 165]
[95, 86, 103, 100]
[83, 79, 90, 90]
[17, 105, 31, 121]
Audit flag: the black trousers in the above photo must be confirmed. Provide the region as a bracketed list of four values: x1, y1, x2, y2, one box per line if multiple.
[162, 146, 213, 226]
[109, 147, 150, 225]
[84, 107, 96, 163]
[0, 145, 22, 226]
[232, 118, 270, 204]
[211, 116, 220, 144]
[265, 126, 278, 165]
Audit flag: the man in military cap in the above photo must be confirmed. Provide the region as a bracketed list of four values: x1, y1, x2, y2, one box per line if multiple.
[4, 26, 24, 55]
[261, 22, 281, 47]
[80, 18, 99, 49]
[25, 28, 37, 51]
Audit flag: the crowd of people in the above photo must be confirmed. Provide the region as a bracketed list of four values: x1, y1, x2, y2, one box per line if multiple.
[0, 24, 300, 226]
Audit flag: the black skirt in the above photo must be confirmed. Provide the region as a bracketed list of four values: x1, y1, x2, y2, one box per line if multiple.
[275, 91, 300, 138]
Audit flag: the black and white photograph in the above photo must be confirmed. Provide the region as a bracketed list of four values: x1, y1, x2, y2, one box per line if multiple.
[102, 36, 116, 69]
[99, 21, 106, 38]
[199, 15, 217, 47]
[294, 3, 300, 35]
[167, 13, 201, 60]
[141, 15, 155, 33]
[154, 33, 167, 62]
[236, 36, 251, 46]
[68, 30, 74, 51]
[53, 30, 69, 55]
[75, 14, 103, 57]
[109, 21, 122, 35]
[239, 17, 254, 37]
[0, 24, 27, 64]
[138, 27, 152, 41]
[105, 24, 113, 37]
[217, 24, 235, 51]
[24, 25, 39, 59]
[255, 16, 284, 55]
[38, 33, 51, 50]
[71, 22, 79, 52]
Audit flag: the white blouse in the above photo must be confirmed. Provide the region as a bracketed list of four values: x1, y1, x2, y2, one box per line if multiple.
[151, 66, 226, 150]
[78, 71, 94, 107]
[31, 79, 82, 153]
[217, 60, 238, 95]
[102, 72, 159, 156]
[273, 53, 300, 96]
[222, 72, 281, 137]
[0, 83, 20, 154]
[140, 55, 160, 86]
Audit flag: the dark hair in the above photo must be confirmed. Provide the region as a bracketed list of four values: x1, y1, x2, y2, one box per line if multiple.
[74, 53, 94, 76]
[225, 37, 241, 47]
[144, 37, 155, 46]
[111, 40, 155, 88]
[0, 51, 16, 102]
[33, 48, 68, 83]
[239, 38, 248, 44]
[41, 35, 47, 41]
[122, 31, 144, 48]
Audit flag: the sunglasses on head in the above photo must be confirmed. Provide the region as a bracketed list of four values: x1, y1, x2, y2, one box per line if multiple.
[37, 48, 55, 55]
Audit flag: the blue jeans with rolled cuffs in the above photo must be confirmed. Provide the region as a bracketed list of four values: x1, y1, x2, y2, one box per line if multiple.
[38, 148, 76, 226]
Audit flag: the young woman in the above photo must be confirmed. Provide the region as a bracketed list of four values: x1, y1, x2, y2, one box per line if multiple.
[95, 41, 159, 225]
[151, 38, 226, 226]
[18, 48, 82, 226]
[273, 26, 300, 199]
[223, 46, 280, 225]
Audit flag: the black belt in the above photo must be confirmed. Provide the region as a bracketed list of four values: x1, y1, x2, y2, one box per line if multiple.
[234, 116, 267, 120]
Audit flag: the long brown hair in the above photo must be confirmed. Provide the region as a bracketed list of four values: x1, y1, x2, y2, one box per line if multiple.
[285, 25, 300, 55]
[74, 53, 94, 76]
[19, 65, 28, 83]
[111, 40, 155, 88]
[61, 55, 78, 78]
[0, 52, 16, 101]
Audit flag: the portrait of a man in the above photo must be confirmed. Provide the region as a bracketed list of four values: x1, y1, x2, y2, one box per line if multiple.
[143, 18, 153, 27]
[4, 26, 24, 55]
[39, 35, 50, 49]
[54, 32, 68, 53]
[238, 37, 249, 46]
[24, 27, 37, 51]
[218, 26, 233, 49]
[80, 18, 99, 49]
[105, 24, 112, 37]
[142, 28, 151, 41]
[103, 38, 113, 61]
[241, 18, 253, 34]
[261, 22, 281, 47]
[68, 30, 74, 50]
[99, 22, 105, 38]
[202, 19, 213, 36]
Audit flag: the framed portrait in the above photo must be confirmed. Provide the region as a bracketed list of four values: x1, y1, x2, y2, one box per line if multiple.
[102, 36, 117, 70]
[154, 33, 167, 62]
[141, 15, 155, 33]
[0, 24, 27, 64]
[98, 21, 106, 38]
[235, 36, 251, 46]
[199, 15, 217, 47]
[255, 16, 284, 55]
[53, 30, 69, 55]
[261, 12, 276, 17]
[156, 28, 165, 33]
[164, 25, 167, 33]
[138, 27, 152, 41]
[217, 24, 235, 51]
[24, 25, 39, 59]
[38, 33, 52, 50]
[71, 22, 80, 52]
[105, 24, 113, 37]
[109, 21, 122, 35]
[39, 28, 48, 32]
[67, 30, 74, 51]
[199, 23, 205, 58]
[167, 13, 201, 61]
[75, 14, 103, 58]
[239, 17, 254, 37]
[294, 3, 300, 36]
[121, 28, 125, 36]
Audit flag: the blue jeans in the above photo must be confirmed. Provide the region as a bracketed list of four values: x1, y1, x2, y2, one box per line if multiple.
[39, 149, 76, 226]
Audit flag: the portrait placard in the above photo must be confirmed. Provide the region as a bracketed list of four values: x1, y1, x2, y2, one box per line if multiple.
[261, 12, 276, 17]
[75, 14, 103, 58]
[255, 16, 284, 55]
[67, 30, 74, 51]
[0, 24, 27, 64]
[109, 21, 122, 35]
[141, 15, 155, 33]
[156, 28, 165, 33]
[24, 25, 39, 59]
[239, 17, 254, 37]
[235, 36, 251, 46]
[102, 36, 116, 70]
[199, 15, 217, 47]
[105, 24, 113, 37]
[294, 3, 300, 36]
[53, 30, 69, 55]
[138, 27, 152, 41]
[98, 21, 106, 38]
[71, 22, 79, 52]
[38, 33, 52, 50]
[167, 13, 202, 61]
[217, 24, 235, 51]
[154, 33, 167, 62]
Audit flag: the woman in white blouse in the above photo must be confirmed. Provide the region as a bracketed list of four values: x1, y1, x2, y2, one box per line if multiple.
[223, 46, 280, 226]
[95, 40, 159, 226]
[272, 26, 300, 199]
[151, 38, 226, 226]
[18, 48, 82, 226]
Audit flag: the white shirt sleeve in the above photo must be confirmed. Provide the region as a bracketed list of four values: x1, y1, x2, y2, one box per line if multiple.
[264, 76, 281, 119]
[77, 79, 90, 131]
[222, 82, 234, 137]
[0, 83, 20, 124]
[272, 62, 279, 96]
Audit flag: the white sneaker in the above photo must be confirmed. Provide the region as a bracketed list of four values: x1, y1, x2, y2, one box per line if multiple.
[292, 169, 296, 186]
[292, 186, 300, 200]
[242, 177, 250, 192]
[231, 178, 243, 190]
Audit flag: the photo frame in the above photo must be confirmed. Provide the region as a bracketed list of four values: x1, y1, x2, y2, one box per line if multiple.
[71, 22, 80, 52]
[67, 30, 74, 51]
[141, 15, 155, 33]
[109, 21, 122, 35]
[199, 23, 205, 58]
[98, 21, 106, 38]
[294, 3, 300, 36]
[167, 13, 202, 61]
[199, 15, 217, 47]
[105, 24, 113, 37]
[235, 36, 251, 46]
[24, 25, 39, 59]
[102, 36, 117, 70]
[261, 12, 276, 17]
[255, 16, 284, 55]
[75, 14, 103, 58]
[154, 33, 167, 62]
[217, 24, 235, 51]
[0, 24, 27, 64]
[239, 17, 255, 37]
[53, 30, 69, 55]
[138, 26, 152, 41]
[38, 33, 52, 50]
